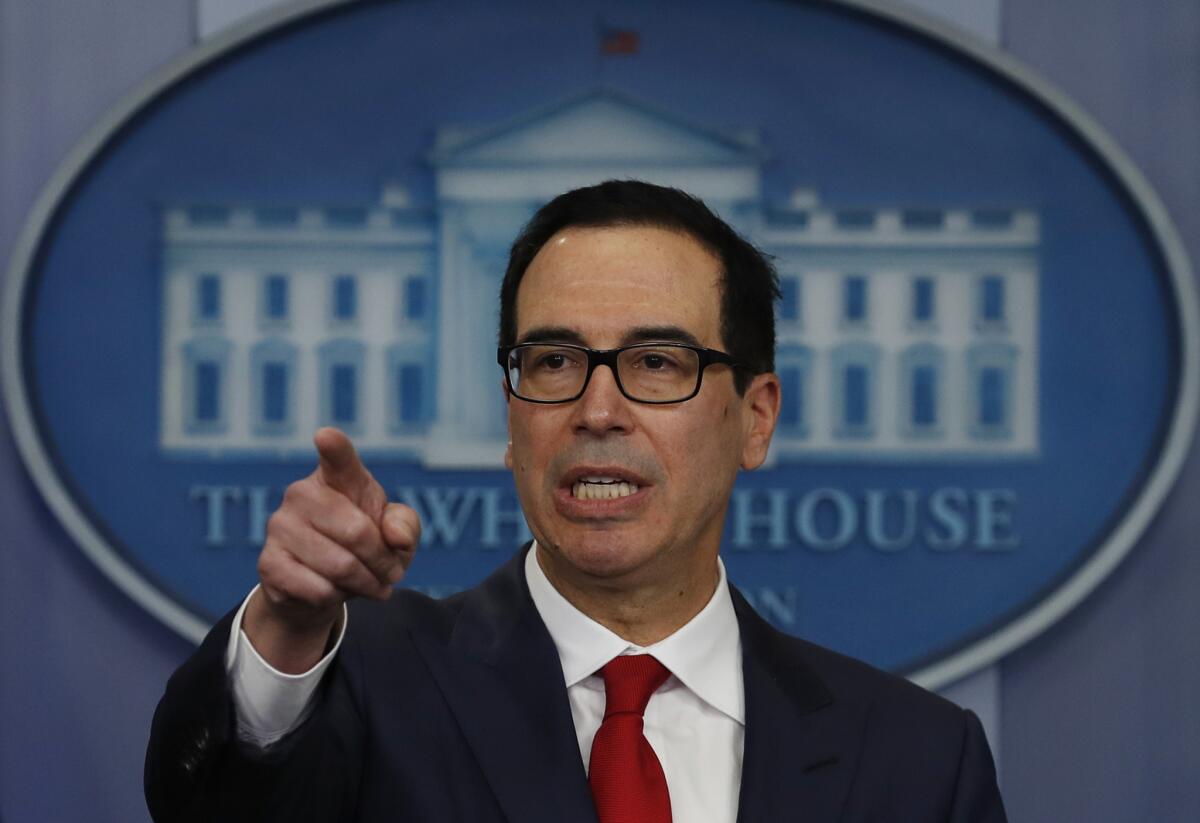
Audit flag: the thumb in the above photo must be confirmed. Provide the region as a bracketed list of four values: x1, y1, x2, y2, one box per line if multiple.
[382, 502, 422, 555]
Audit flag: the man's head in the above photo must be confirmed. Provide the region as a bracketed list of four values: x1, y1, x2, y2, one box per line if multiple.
[499, 180, 780, 393]
[498, 181, 782, 605]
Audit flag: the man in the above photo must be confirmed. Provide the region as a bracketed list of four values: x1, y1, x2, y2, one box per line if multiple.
[146, 180, 1006, 822]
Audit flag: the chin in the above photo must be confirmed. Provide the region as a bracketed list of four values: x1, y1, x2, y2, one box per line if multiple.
[540, 528, 658, 581]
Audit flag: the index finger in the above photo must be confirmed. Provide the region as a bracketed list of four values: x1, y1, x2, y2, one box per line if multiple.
[314, 427, 373, 502]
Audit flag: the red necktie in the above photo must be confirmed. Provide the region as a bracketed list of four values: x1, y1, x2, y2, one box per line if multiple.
[588, 654, 673, 823]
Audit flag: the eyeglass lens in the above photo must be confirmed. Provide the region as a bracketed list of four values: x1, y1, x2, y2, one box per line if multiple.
[508, 344, 702, 402]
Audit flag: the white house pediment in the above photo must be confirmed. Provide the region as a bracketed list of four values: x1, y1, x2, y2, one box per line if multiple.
[431, 90, 763, 167]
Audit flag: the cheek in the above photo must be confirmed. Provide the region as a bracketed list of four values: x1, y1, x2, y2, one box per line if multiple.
[676, 403, 743, 479]
[508, 417, 551, 489]
[665, 415, 730, 475]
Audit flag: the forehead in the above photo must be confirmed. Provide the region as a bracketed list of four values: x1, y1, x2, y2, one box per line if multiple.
[515, 224, 723, 343]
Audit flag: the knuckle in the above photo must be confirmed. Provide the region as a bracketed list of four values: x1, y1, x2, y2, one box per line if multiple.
[342, 513, 375, 548]
[303, 590, 336, 612]
[256, 550, 279, 582]
[327, 550, 359, 583]
[386, 562, 407, 585]
[257, 557, 295, 599]
[265, 510, 291, 540]
[282, 478, 324, 513]
[281, 480, 307, 506]
[307, 583, 341, 609]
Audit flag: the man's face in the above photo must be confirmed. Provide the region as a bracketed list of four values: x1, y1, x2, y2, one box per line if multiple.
[505, 224, 779, 590]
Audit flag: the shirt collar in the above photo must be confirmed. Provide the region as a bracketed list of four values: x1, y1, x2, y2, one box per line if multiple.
[524, 542, 744, 724]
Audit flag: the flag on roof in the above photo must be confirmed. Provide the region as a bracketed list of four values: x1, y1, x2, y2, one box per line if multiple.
[600, 27, 639, 55]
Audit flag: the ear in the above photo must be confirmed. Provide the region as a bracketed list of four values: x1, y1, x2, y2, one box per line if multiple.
[739, 371, 780, 471]
[502, 377, 514, 470]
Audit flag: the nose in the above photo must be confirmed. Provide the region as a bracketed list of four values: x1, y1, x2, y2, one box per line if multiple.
[570, 362, 633, 436]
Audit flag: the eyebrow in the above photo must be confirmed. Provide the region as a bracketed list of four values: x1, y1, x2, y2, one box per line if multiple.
[517, 325, 703, 348]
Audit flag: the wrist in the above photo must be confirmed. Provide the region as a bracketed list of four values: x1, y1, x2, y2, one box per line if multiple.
[243, 588, 342, 674]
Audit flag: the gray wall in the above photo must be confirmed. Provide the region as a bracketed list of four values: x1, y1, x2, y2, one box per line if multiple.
[999, 3, 1200, 819]
[1, 1, 1196, 820]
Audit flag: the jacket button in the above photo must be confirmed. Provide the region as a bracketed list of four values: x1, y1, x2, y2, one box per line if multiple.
[180, 725, 212, 775]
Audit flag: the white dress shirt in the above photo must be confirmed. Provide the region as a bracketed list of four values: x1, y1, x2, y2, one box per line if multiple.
[226, 545, 745, 823]
[524, 547, 744, 823]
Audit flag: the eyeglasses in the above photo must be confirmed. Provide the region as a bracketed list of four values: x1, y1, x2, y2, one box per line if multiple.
[497, 342, 747, 404]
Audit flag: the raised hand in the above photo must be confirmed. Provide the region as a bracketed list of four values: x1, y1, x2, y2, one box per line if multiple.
[243, 427, 421, 673]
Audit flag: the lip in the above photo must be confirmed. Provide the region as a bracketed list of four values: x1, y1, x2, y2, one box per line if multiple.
[554, 464, 653, 520]
[559, 464, 652, 488]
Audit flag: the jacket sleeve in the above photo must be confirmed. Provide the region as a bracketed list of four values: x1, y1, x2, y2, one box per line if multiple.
[144, 610, 365, 822]
[947, 709, 1008, 823]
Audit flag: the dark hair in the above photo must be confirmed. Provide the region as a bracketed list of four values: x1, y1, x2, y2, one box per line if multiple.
[498, 180, 779, 393]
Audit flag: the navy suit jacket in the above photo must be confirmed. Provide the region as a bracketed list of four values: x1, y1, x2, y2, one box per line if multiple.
[146, 547, 1006, 822]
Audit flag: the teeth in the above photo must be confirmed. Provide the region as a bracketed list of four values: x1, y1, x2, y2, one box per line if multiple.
[571, 480, 639, 500]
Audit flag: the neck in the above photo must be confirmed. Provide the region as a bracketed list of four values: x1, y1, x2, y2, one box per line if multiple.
[535, 544, 720, 646]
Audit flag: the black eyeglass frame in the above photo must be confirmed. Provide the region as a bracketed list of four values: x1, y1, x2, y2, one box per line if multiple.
[496, 341, 749, 405]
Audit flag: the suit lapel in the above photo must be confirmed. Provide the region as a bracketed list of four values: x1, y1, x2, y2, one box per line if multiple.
[411, 547, 599, 823]
[733, 588, 864, 823]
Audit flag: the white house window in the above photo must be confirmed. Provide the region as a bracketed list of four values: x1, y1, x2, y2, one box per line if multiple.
[967, 343, 1017, 439]
[387, 344, 430, 431]
[900, 343, 944, 437]
[777, 346, 812, 436]
[397, 364, 423, 422]
[835, 209, 874, 230]
[319, 339, 365, 432]
[195, 363, 220, 420]
[183, 337, 231, 433]
[911, 276, 936, 326]
[187, 205, 229, 226]
[831, 342, 880, 438]
[326, 206, 368, 228]
[842, 275, 869, 326]
[405, 277, 428, 322]
[251, 338, 297, 435]
[194, 273, 222, 326]
[778, 276, 801, 325]
[972, 209, 1014, 230]
[255, 207, 299, 227]
[902, 209, 943, 230]
[260, 274, 290, 326]
[263, 364, 287, 421]
[976, 274, 1007, 329]
[331, 274, 358, 324]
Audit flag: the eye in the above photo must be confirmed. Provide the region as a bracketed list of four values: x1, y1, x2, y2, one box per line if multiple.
[528, 347, 585, 372]
[629, 348, 683, 372]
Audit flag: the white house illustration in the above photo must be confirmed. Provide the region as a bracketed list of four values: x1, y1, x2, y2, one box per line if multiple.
[159, 90, 1039, 466]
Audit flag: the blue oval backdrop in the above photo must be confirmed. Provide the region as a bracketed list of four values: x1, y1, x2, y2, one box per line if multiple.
[6, 0, 1195, 686]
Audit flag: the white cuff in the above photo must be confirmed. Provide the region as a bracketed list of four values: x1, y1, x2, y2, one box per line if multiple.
[223, 585, 348, 747]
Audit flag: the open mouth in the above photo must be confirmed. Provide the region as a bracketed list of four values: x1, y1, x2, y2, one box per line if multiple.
[571, 477, 641, 500]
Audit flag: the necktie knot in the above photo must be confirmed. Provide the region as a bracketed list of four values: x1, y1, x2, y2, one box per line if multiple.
[599, 654, 671, 718]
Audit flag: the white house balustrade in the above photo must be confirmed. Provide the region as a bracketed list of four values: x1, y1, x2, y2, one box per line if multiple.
[158, 90, 1039, 465]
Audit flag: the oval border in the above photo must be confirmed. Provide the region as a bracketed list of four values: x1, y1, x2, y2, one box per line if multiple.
[2, 0, 1196, 689]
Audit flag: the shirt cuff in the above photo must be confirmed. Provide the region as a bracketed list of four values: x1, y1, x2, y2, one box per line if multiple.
[223, 585, 348, 747]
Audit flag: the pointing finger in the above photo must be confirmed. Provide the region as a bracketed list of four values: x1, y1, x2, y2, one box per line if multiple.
[314, 427, 381, 514]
